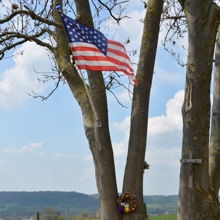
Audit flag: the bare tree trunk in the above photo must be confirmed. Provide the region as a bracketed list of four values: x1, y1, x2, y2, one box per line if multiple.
[53, 0, 163, 219]
[74, 1, 119, 219]
[53, 1, 119, 219]
[210, 26, 220, 198]
[122, 1, 164, 220]
[178, 1, 220, 219]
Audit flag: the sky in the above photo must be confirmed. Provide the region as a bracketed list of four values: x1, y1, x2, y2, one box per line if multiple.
[0, 0, 189, 196]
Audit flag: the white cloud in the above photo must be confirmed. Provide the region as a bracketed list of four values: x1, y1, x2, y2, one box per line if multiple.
[111, 90, 184, 195]
[113, 117, 129, 131]
[112, 90, 184, 158]
[36, 151, 46, 156]
[154, 68, 184, 85]
[214, 0, 220, 6]
[107, 9, 145, 66]
[148, 90, 183, 136]
[3, 142, 43, 154]
[147, 147, 180, 167]
[113, 140, 128, 158]
[0, 42, 52, 109]
[111, 90, 133, 103]
[52, 153, 73, 158]
[0, 160, 7, 166]
[0, 160, 10, 175]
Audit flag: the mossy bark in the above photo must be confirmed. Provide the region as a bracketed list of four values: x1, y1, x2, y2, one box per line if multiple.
[52, 0, 163, 219]
[53, 1, 119, 219]
[178, 1, 220, 219]
[209, 27, 220, 197]
[122, 1, 164, 220]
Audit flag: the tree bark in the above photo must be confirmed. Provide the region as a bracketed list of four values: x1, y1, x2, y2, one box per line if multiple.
[122, 1, 164, 220]
[178, 1, 220, 219]
[209, 26, 220, 197]
[53, 1, 119, 219]
[71, 1, 120, 219]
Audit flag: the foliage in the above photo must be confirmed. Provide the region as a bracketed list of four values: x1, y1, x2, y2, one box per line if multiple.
[0, 192, 179, 217]
[0, 191, 100, 217]
[144, 195, 177, 215]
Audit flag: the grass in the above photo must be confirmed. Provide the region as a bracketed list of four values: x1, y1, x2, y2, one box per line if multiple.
[148, 214, 177, 220]
[68, 215, 177, 220]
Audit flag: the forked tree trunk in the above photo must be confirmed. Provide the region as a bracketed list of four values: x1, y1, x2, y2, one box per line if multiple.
[178, 1, 220, 219]
[122, 1, 164, 220]
[53, 1, 119, 219]
[70, 1, 120, 219]
[53, 0, 163, 219]
[210, 26, 220, 197]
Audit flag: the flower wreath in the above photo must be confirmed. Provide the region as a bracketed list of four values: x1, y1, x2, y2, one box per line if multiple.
[117, 192, 137, 213]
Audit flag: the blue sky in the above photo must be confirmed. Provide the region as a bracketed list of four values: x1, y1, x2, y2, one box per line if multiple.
[0, 0, 187, 195]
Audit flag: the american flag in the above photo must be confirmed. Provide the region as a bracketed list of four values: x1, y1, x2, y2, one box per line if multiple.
[59, 12, 138, 85]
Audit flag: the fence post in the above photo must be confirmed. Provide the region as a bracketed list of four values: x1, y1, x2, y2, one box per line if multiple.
[36, 212, 40, 220]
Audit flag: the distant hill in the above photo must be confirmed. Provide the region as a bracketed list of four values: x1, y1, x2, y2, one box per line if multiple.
[0, 192, 178, 217]
[144, 195, 178, 215]
[0, 191, 100, 217]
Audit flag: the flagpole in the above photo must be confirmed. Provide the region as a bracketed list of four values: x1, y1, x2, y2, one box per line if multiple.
[55, 7, 101, 127]
[79, 69, 101, 127]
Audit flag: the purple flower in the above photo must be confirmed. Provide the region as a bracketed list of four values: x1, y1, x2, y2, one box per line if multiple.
[117, 205, 124, 213]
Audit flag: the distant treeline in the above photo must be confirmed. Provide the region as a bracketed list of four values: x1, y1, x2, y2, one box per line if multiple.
[144, 195, 178, 215]
[0, 192, 178, 217]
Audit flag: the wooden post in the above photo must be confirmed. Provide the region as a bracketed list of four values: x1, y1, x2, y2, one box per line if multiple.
[36, 212, 40, 220]
[180, 153, 202, 188]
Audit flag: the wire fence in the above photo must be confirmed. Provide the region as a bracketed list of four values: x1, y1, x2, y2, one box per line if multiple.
[0, 213, 177, 220]
[0, 213, 99, 220]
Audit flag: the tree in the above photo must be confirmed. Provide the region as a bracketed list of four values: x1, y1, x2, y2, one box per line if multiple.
[0, 0, 163, 219]
[209, 26, 220, 197]
[122, 0, 163, 219]
[177, 0, 220, 219]
[42, 207, 59, 220]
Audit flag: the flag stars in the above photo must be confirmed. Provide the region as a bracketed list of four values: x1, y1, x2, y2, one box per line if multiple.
[60, 12, 108, 55]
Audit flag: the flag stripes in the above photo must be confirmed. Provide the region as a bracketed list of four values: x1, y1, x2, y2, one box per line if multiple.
[59, 12, 138, 85]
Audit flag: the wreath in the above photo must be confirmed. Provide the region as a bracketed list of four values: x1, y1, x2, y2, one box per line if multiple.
[117, 192, 137, 213]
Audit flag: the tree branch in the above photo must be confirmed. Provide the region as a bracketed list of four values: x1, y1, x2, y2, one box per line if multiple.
[0, 29, 54, 52]
[0, 39, 26, 60]
[97, 0, 130, 23]
[0, 8, 61, 28]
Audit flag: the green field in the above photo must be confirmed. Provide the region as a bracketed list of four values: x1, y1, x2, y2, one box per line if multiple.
[0, 192, 178, 217]
[149, 214, 177, 220]
[66, 216, 177, 220]
[60, 214, 177, 220]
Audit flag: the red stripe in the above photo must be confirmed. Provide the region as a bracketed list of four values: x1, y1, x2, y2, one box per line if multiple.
[74, 56, 108, 61]
[107, 48, 130, 60]
[74, 55, 133, 75]
[72, 46, 101, 53]
[76, 64, 124, 72]
[72, 44, 130, 61]
[74, 55, 131, 68]
[70, 42, 137, 84]
[106, 56, 134, 74]
[108, 40, 126, 50]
